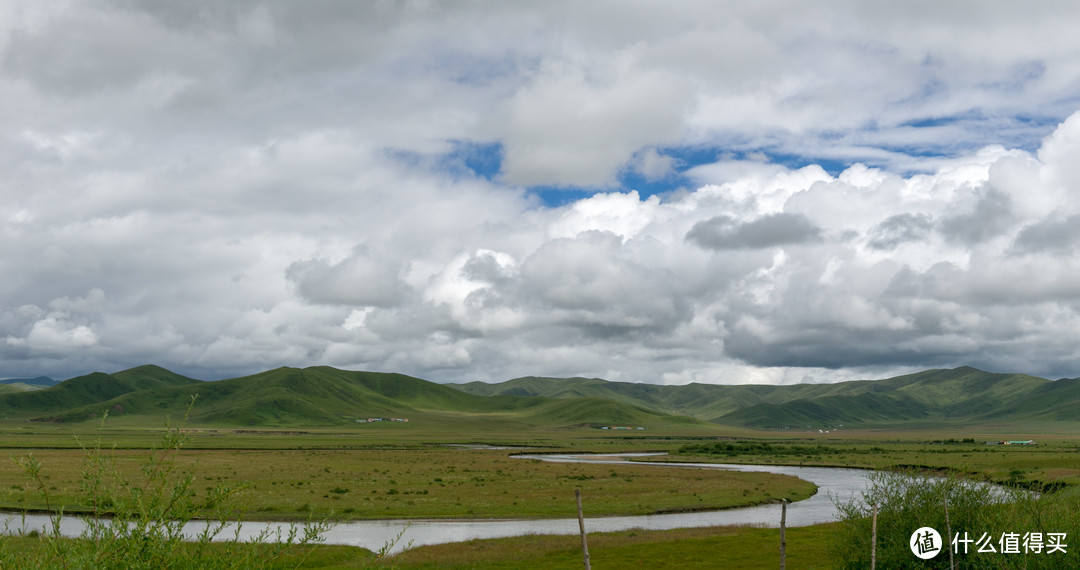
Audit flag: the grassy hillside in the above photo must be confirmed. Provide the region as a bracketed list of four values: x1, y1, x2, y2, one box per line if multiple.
[0, 366, 202, 419]
[0, 382, 50, 394]
[0, 366, 692, 429]
[7, 364, 1076, 429]
[452, 367, 1080, 428]
[0, 384, 22, 395]
[451, 376, 774, 419]
[110, 364, 203, 390]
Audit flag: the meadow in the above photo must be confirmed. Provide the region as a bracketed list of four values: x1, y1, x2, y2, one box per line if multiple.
[0, 446, 814, 520]
[1, 410, 1078, 568]
[668, 433, 1080, 491]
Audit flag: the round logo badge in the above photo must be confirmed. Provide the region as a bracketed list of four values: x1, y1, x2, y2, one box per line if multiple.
[910, 527, 943, 559]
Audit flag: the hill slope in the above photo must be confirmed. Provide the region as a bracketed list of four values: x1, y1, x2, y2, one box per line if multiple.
[0, 365, 203, 418]
[0, 366, 683, 428]
[451, 367, 1080, 428]
[7, 365, 1075, 429]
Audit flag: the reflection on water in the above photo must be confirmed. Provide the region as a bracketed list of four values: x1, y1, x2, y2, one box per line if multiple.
[1, 453, 873, 554]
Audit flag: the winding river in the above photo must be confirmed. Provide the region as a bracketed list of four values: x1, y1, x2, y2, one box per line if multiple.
[2, 453, 872, 554]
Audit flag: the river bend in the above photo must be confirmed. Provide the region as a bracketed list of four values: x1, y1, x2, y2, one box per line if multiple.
[2, 453, 872, 554]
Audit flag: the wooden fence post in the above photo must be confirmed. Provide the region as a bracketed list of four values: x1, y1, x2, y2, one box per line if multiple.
[779, 498, 787, 569]
[944, 497, 953, 569]
[576, 488, 591, 570]
[871, 502, 878, 570]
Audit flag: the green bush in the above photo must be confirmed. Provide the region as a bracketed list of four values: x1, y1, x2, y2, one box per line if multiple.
[832, 469, 1080, 569]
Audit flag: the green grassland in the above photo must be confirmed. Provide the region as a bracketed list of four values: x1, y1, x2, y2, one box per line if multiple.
[0, 447, 815, 520]
[2, 421, 1076, 568]
[387, 523, 838, 569]
[664, 435, 1080, 493]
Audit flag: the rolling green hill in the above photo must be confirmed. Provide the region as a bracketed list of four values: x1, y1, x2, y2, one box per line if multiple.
[451, 367, 1080, 428]
[0, 384, 24, 395]
[4, 364, 1076, 429]
[0, 382, 51, 394]
[0, 366, 684, 428]
[0, 365, 203, 419]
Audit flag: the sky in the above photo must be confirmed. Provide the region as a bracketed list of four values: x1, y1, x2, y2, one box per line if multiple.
[3, 1, 1080, 384]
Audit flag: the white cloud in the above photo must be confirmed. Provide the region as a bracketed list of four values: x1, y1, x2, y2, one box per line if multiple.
[497, 58, 689, 187]
[4, 2, 1080, 384]
[287, 248, 409, 308]
[548, 191, 661, 240]
[23, 318, 98, 351]
[630, 148, 677, 182]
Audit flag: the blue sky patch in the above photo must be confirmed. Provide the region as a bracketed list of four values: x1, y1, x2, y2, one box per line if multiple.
[446, 140, 504, 181]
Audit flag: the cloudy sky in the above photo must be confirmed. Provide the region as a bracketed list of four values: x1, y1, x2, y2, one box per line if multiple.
[3, 1, 1080, 384]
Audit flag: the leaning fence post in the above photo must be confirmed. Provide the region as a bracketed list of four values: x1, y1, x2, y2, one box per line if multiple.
[944, 497, 953, 569]
[576, 488, 591, 570]
[871, 502, 878, 570]
[779, 498, 787, 569]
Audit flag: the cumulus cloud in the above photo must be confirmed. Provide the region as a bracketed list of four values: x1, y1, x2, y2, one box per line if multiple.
[23, 318, 99, 351]
[5, 2, 1080, 385]
[497, 59, 689, 187]
[629, 148, 678, 181]
[867, 213, 935, 250]
[287, 247, 409, 308]
[686, 213, 822, 250]
[938, 187, 1015, 245]
[3, 289, 104, 358]
[1011, 214, 1080, 255]
[516, 231, 686, 330]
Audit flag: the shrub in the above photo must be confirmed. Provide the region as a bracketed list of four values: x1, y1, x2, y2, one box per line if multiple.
[832, 469, 1080, 569]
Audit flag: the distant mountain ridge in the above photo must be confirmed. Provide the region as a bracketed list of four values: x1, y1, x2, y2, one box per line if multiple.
[1, 365, 1076, 428]
[0, 376, 57, 387]
[450, 367, 1080, 428]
